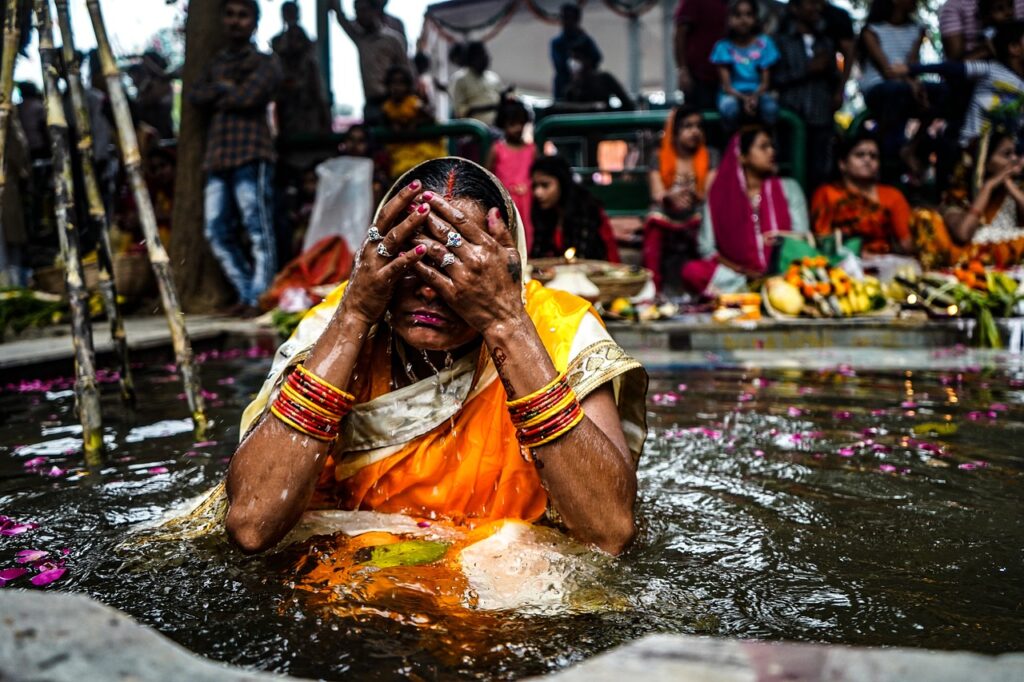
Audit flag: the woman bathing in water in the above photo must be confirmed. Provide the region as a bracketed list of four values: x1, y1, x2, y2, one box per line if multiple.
[224, 158, 648, 557]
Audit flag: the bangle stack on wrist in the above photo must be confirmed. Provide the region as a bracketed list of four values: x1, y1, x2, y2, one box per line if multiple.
[270, 365, 355, 442]
[507, 372, 585, 456]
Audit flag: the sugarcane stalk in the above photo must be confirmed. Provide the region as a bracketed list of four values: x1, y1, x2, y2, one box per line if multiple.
[85, 0, 207, 438]
[54, 0, 135, 406]
[0, 0, 20, 270]
[35, 0, 104, 464]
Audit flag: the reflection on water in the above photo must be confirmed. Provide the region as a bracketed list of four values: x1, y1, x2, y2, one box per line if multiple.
[1, 347, 1023, 680]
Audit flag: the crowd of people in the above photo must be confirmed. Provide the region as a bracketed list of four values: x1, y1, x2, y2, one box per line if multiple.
[4, 0, 1024, 312]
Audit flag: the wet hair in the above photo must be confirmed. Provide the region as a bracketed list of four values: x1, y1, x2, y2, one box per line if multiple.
[495, 99, 531, 129]
[994, 20, 1024, 63]
[383, 158, 512, 233]
[529, 155, 610, 261]
[223, 0, 260, 23]
[671, 104, 703, 139]
[727, 0, 763, 38]
[738, 123, 772, 155]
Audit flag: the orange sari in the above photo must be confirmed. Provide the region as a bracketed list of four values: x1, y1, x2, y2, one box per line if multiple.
[240, 279, 648, 526]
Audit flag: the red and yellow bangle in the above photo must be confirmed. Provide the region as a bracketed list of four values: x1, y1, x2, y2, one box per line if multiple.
[506, 371, 584, 454]
[269, 364, 355, 442]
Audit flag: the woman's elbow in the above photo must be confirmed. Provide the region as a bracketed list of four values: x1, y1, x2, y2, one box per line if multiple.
[595, 513, 637, 556]
[225, 507, 279, 554]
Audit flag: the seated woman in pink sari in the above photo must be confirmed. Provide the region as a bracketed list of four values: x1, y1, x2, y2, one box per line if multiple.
[681, 125, 809, 295]
[642, 106, 718, 291]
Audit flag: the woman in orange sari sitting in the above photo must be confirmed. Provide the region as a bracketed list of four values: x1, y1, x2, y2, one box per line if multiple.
[811, 132, 913, 255]
[911, 130, 1024, 268]
[642, 106, 717, 291]
[224, 157, 647, 561]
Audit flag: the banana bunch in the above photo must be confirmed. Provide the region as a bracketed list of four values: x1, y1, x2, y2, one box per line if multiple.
[830, 269, 877, 315]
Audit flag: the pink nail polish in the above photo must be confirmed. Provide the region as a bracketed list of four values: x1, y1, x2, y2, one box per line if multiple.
[417, 204, 429, 214]
[408, 180, 420, 190]
[422, 191, 434, 201]
[415, 244, 426, 254]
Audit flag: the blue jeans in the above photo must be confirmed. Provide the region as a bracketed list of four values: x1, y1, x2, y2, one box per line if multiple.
[718, 92, 779, 129]
[203, 161, 277, 307]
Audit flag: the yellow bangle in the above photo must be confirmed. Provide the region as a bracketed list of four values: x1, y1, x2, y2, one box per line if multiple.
[506, 372, 564, 409]
[523, 408, 585, 448]
[281, 382, 343, 420]
[295, 364, 356, 403]
[516, 392, 577, 429]
[269, 403, 338, 442]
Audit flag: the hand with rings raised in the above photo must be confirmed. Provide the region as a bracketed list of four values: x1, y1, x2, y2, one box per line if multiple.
[409, 191, 525, 336]
[339, 179, 433, 327]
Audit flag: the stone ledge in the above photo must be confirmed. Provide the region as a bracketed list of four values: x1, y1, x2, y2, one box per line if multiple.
[537, 633, 1024, 682]
[0, 590, 301, 681]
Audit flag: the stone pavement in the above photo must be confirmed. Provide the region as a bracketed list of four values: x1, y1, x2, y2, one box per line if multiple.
[0, 314, 265, 371]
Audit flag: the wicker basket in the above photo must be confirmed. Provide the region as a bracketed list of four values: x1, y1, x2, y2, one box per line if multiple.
[32, 252, 155, 301]
[529, 258, 651, 303]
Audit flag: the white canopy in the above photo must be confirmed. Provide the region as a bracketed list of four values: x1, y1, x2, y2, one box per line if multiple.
[422, 0, 677, 103]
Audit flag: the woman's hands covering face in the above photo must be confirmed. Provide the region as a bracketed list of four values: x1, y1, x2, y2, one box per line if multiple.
[339, 180, 432, 326]
[409, 193, 526, 337]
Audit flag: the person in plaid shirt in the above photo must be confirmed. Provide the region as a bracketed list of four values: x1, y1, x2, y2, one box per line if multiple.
[190, 0, 282, 315]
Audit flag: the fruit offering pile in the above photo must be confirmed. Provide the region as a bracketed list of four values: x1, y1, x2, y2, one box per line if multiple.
[765, 257, 885, 317]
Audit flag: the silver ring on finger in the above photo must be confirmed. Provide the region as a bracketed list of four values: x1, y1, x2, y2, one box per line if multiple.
[367, 225, 384, 242]
[440, 253, 457, 268]
[377, 242, 393, 258]
[445, 231, 463, 249]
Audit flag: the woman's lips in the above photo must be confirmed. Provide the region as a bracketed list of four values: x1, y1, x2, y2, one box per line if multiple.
[409, 310, 450, 327]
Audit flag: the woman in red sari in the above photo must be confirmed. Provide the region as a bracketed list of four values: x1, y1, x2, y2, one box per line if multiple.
[811, 133, 913, 254]
[642, 106, 718, 291]
[680, 125, 809, 295]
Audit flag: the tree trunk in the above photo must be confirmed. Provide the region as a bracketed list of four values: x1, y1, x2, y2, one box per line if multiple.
[170, 2, 231, 313]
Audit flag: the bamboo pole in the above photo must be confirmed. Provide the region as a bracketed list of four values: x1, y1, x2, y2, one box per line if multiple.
[54, 0, 135, 406]
[35, 0, 104, 464]
[85, 0, 207, 438]
[0, 0, 20, 272]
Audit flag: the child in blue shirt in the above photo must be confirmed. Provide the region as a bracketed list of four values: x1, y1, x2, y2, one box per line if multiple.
[710, 0, 780, 129]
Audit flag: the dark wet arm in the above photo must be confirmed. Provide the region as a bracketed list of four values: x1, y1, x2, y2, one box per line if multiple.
[483, 315, 637, 555]
[225, 312, 370, 553]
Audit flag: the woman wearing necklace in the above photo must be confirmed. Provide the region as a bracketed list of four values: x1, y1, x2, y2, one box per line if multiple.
[222, 157, 648, 559]
[681, 125, 809, 295]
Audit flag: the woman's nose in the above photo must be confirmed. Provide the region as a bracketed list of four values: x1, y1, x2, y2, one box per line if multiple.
[416, 283, 439, 302]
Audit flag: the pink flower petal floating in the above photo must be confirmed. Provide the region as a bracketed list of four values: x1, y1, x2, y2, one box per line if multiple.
[958, 460, 989, 470]
[0, 522, 38, 537]
[738, 392, 755, 403]
[148, 466, 169, 475]
[989, 403, 1008, 412]
[900, 401, 918, 409]
[753, 450, 765, 457]
[30, 567, 66, 587]
[967, 411, 983, 421]
[878, 464, 897, 473]
[0, 567, 29, 586]
[838, 447, 856, 457]
[787, 406, 804, 417]
[677, 383, 688, 392]
[833, 410, 853, 420]
[987, 411, 999, 419]
[15, 550, 48, 564]
[45, 466, 65, 477]
[22, 456, 47, 469]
